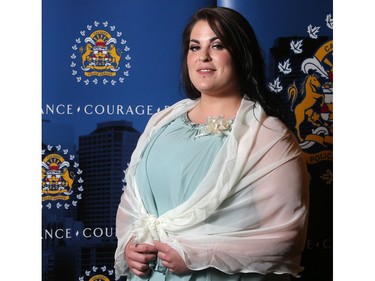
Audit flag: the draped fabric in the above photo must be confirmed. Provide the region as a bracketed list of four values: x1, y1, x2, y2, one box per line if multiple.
[114, 98, 309, 280]
[135, 113, 230, 218]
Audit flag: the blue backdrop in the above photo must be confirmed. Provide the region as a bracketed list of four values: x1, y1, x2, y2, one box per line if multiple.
[42, 1, 333, 280]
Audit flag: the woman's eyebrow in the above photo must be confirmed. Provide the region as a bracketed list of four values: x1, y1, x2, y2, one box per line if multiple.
[189, 37, 219, 44]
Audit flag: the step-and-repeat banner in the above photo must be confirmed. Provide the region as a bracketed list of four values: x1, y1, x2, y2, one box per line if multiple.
[42, 1, 333, 280]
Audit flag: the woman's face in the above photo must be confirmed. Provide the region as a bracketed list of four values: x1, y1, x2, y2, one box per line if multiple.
[187, 20, 239, 97]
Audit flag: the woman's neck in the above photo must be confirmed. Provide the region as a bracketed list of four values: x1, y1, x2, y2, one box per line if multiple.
[188, 95, 242, 124]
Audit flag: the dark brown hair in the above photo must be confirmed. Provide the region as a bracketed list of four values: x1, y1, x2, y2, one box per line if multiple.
[180, 7, 283, 119]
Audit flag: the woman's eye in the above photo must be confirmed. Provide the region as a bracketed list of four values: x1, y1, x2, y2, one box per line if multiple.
[212, 43, 224, 50]
[189, 45, 200, 52]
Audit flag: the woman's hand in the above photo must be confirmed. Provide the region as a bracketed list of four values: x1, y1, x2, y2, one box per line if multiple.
[125, 240, 158, 277]
[153, 240, 191, 274]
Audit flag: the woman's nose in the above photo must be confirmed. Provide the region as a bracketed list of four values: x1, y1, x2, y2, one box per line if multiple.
[198, 49, 212, 62]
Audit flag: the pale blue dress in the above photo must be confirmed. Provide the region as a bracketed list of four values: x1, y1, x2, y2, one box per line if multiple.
[130, 113, 291, 281]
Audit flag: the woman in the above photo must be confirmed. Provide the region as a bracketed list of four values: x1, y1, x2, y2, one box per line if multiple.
[115, 7, 309, 281]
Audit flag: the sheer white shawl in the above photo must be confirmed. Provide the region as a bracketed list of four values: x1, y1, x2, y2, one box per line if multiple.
[114, 98, 309, 280]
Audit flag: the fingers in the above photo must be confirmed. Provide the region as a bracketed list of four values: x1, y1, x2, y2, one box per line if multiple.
[131, 267, 151, 277]
[153, 240, 168, 251]
[153, 240, 171, 264]
[126, 240, 190, 275]
[126, 243, 157, 265]
[125, 242, 157, 277]
[153, 240, 190, 274]
[132, 242, 158, 254]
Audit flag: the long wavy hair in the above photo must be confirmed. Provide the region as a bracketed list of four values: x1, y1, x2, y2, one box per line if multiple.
[180, 7, 284, 120]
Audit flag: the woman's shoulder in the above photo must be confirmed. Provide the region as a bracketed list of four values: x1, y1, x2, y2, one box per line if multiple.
[261, 114, 289, 134]
[154, 98, 196, 116]
[144, 98, 198, 131]
[250, 103, 300, 144]
[242, 101, 287, 133]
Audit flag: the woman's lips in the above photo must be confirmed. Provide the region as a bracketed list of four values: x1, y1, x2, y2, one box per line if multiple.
[197, 68, 215, 75]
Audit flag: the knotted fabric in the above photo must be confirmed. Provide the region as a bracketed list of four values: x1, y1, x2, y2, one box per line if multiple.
[114, 98, 309, 280]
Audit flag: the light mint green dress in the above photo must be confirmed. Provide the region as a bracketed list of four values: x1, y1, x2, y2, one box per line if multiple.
[131, 113, 291, 281]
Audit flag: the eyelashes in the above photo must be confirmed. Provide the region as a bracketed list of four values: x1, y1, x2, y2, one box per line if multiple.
[189, 45, 200, 52]
[188, 42, 225, 52]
